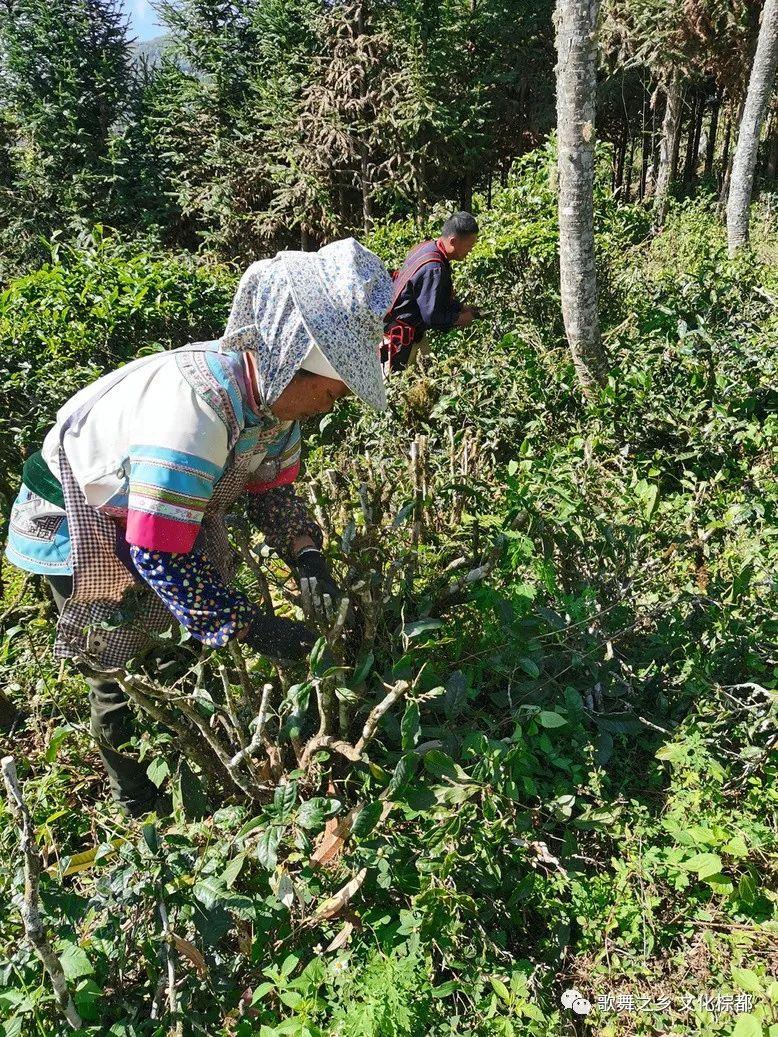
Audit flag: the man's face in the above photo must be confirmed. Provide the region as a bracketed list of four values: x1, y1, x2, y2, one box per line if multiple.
[448, 232, 478, 261]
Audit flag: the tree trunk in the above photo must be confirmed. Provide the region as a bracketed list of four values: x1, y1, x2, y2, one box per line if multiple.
[554, 0, 607, 395]
[458, 175, 473, 211]
[727, 0, 778, 254]
[704, 90, 721, 179]
[648, 93, 661, 197]
[683, 93, 699, 183]
[360, 147, 372, 234]
[767, 111, 778, 179]
[613, 132, 626, 193]
[719, 106, 733, 197]
[653, 73, 683, 228]
[639, 91, 650, 200]
[623, 131, 636, 201]
[417, 151, 428, 224]
[688, 93, 705, 186]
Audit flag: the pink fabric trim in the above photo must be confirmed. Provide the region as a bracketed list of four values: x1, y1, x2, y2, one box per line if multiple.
[125, 510, 200, 553]
[245, 461, 300, 495]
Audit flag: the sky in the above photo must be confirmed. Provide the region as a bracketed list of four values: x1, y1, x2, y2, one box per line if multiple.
[123, 0, 163, 42]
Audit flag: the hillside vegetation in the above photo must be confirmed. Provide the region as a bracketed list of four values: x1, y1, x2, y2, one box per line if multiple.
[0, 161, 776, 1036]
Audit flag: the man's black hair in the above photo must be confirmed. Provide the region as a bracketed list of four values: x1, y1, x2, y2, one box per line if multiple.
[441, 211, 479, 237]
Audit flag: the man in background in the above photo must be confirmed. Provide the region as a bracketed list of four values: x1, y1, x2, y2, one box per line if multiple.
[383, 211, 480, 372]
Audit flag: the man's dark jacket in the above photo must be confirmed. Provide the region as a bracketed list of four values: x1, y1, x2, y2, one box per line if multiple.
[386, 239, 462, 339]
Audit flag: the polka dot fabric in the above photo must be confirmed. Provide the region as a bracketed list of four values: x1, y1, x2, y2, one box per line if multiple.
[130, 546, 256, 648]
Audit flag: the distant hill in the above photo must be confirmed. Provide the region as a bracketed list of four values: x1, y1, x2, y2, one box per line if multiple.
[130, 33, 171, 67]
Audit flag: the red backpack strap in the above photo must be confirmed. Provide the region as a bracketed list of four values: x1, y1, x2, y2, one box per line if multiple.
[388, 242, 444, 311]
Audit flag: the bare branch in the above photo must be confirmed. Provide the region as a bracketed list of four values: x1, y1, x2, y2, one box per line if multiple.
[354, 680, 409, 756]
[1, 756, 83, 1030]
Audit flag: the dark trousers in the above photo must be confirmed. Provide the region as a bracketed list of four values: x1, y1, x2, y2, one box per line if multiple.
[47, 575, 160, 816]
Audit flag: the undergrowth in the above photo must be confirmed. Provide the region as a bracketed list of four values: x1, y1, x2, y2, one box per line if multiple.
[0, 163, 776, 1036]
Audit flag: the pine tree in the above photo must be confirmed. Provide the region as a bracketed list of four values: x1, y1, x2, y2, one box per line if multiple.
[0, 0, 134, 262]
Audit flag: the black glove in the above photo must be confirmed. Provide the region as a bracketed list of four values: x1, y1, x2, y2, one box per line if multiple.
[242, 613, 316, 663]
[295, 549, 342, 625]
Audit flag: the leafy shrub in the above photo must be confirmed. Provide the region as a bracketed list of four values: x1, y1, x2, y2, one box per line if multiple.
[0, 228, 233, 510]
[0, 180, 776, 1037]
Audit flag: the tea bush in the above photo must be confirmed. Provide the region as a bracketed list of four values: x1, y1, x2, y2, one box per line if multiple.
[0, 229, 234, 511]
[0, 177, 776, 1036]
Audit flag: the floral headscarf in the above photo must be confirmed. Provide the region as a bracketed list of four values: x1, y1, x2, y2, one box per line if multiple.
[220, 238, 392, 411]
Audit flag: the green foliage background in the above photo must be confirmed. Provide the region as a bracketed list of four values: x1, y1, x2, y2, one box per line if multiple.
[0, 161, 776, 1035]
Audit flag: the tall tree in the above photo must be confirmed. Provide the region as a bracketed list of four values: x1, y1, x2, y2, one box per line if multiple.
[602, 0, 763, 222]
[0, 0, 134, 263]
[555, 0, 608, 394]
[726, 0, 778, 253]
[653, 74, 683, 225]
[150, 0, 265, 254]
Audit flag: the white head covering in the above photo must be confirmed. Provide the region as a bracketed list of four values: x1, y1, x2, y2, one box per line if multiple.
[300, 342, 343, 382]
[220, 238, 392, 411]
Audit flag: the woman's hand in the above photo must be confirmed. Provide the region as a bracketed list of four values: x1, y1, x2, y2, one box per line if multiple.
[240, 613, 317, 662]
[295, 548, 342, 625]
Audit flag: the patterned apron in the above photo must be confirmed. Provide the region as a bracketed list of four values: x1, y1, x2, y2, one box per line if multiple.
[54, 343, 282, 671]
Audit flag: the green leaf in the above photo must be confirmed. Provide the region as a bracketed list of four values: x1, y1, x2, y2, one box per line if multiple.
[435, 783, 479, 806]
[142, 823, 159, 855]
[444, 670, 468, 721]
[297, 797, 340, 830]
[146, 757, 170, 788]
[309, 637, 328, 674]
[733, 1016, 763, 1037]
[517, 657, 540, 679]
[401, 701, 420, 751]
[74, 979, 102, 1021]
[281, 953, 300, 977]
[351, 801, 383, 840]
[682, 852, 722, 879]
[352, 651, 374, 685]
[537, 710, 567, 728]
[725, 834, 749, 858]
[423, 749, 458, 781]
[273, 781, 298, 821]
[257, 826, 282, 870]
[732, 967, 762, 995]
[177, 758, 209, 820]
[403, 618, 444, 639]
[431, 981, 460, 997]
[220, 854, 245, 889]
[655, 743, 688, 763]
[236, 815, 265, 840]
[635, 480, 659, 522]
[388, 754, 416, 793]
[490, 976, 512, 1005]
[58, 941, 94, 980]
[44, 725, 73, 763]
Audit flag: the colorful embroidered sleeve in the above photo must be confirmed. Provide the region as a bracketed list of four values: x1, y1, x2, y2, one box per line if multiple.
[126, 446, 224, 554]
[244, 421, 302, 493]
[245, 484, 323, 561]
[242, 421, 323, 560]
[129, 545, 255, 647]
